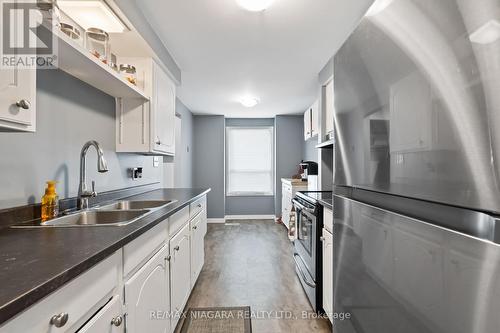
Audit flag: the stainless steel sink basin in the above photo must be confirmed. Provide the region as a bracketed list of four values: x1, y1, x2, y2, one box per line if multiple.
[97, 200, 176, 211]
[40, 210, 148, 227]
[10, 199, 178, 228]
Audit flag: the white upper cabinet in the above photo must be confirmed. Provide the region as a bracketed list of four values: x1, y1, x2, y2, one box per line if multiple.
[324, 80, 334, 138]
[0, 68, 36, 132]
[0, 0, 36, 132]
[304, 109, 311, 140]
[311, 100, 319, 137]
[304, 100, 319, 140]
[116, 58, 176, 156]
[152, 61, 176, 155]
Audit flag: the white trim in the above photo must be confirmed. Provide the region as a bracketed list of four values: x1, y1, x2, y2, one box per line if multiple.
[207, 218, 226, 224]
[225, 215, 276, 220]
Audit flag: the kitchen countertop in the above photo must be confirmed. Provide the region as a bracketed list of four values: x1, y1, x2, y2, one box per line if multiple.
[281, 178, 308, 186]
[319, 198, 333, 210]
[0, 188, 210, 325]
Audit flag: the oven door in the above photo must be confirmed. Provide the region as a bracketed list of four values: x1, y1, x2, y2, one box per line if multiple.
[293, 199, 317, 278]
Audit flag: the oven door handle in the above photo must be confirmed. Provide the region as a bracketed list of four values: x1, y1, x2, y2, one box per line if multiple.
[293, 253, 316, 288]
[292, 199, 315, 214]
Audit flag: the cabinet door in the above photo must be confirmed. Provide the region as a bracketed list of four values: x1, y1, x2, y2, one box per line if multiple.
[0, 0, 36, 132]
[153, 62, 175, 155]
[304, 108, 311, 140]
[311, 100, 319, 137]
[77, 295, 123, 333]
[322, 228, 333, 323]
[324, 80, 334, 136]
[170, 223, 191, 330]
[125, 245, 170, 333]
[190, 213, 205, 286]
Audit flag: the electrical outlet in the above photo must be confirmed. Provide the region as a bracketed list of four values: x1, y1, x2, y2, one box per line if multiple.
[153, 156, 160, 167]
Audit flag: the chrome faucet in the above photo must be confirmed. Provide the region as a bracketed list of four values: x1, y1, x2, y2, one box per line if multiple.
[77, 141, 109, 210]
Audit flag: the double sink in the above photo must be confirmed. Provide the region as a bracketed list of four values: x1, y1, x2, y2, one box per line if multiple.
[14, 200, 177, 228]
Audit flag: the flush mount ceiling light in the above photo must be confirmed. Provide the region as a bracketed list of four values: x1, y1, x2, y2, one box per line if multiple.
[469, 20, 500, 44]
[58, 1, 128, 33]
[236, 0, 274, 12]
[365, 0, 394, 17]
[239, 97, 260, 108]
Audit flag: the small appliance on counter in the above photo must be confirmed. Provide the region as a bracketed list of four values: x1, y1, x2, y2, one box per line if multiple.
[299, 160, 318, 190]
[292, 190, 332, 313]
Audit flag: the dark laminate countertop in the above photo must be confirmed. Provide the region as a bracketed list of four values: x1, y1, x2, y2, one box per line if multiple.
[319, 198, 333, 210]
[0, 188, 210, 325]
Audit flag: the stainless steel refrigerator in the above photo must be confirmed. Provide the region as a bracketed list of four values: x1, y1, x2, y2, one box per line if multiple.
[332, 0, 500, 332]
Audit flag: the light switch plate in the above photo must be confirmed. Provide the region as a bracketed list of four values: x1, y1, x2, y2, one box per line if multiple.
[153, 156, 160, 167]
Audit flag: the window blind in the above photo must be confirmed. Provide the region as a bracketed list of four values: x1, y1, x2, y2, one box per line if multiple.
[226, 126, 274, 196]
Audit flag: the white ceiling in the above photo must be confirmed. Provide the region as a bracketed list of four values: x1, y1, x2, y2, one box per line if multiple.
[140, 0, 373, 117]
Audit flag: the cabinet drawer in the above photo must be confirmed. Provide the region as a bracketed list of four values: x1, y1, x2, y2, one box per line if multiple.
[77, 295, 123, 333]
[0, 252, 121, 333]
[323, 208, 333, 233]
[189, 196, 205, 219]
[169, 206, 189, 238]
[123, 219, 168, 277]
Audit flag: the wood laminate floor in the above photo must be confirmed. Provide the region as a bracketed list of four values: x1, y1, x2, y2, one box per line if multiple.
[181, 220, 331, 333]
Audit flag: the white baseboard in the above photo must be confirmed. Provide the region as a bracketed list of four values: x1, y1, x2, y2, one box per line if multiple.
[224, 215, 276, 220]
[207, 218, 226, 224]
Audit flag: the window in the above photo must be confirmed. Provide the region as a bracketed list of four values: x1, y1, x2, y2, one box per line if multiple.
[226, 126, 274, 196]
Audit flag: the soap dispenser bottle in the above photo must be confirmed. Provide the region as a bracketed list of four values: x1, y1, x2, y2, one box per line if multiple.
[41, 181, 59, 221]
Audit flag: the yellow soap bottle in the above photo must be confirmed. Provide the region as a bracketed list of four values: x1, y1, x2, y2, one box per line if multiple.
[41, 181, 59, 221]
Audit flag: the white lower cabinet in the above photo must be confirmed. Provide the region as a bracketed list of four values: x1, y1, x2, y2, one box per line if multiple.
[0, 252, 121, 333]
[321, 228, 333, 323]
[125, 244, 171, 333]
[0, 195, 209, 333]
[190, 211, 206, 286]
[170, 223, 191, 330]
[78, 295, 124, 333]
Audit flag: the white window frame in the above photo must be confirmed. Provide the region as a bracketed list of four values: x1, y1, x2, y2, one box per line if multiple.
[225, 126, 275, 197]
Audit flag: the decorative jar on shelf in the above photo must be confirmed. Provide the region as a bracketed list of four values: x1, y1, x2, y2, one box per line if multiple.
[119, 64, 137, 86]
[85, 28, 110, 64]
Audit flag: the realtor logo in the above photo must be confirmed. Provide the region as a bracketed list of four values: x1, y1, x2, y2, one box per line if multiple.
[1, 0, 57, 68]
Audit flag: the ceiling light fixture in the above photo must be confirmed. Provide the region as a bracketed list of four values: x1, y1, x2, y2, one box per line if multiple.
[58, 1, 128, 33]
[239, 97, 260, 108]
[365, 0, 394, 17]
[469, 20, 500, 45]
[236, 0, 274, 12]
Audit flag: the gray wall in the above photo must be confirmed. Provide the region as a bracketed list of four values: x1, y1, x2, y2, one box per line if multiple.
[225, 118, 275, 216]
[193, 115, 225, 219]
[275, 115, 305, 216]
[173, 99, 193, 188]
[0, 70, 163, 209]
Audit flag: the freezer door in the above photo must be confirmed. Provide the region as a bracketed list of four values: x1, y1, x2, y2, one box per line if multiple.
[333, 195, 500, 333]
[333, 0, 500, 214]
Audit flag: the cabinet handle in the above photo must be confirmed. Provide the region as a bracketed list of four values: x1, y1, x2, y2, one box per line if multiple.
[320, 236, 325, 242]
[50, 312, 69, 327]
[165, 255, 171, 261]
[15, 99, 30, 109]
[197, 203, 202, 208]
[111, 315, 123, 327]
[193, 226, 198, 230]
[174, 245, 180, 251]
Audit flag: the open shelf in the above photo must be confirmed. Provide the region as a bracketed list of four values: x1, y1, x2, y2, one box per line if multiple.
[55, 29, 149, 100]
[316, 140, 334, 149]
